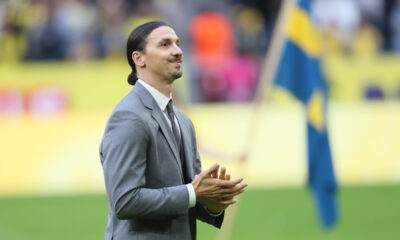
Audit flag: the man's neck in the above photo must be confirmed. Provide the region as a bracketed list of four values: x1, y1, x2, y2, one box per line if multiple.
[139, 76, 172, 98]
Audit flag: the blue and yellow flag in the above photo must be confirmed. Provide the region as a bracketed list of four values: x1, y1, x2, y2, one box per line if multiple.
[274, 0, 338, 228]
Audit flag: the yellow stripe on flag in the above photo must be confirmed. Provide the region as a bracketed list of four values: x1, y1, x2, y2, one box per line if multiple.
[286, 7, 322, 58]
[307, 91, 325, 132]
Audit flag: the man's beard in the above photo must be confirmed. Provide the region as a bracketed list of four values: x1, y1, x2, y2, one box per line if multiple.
[167, 56, 183, 82]
[167, 69, 183, 83]
[171, 70, 182, 79]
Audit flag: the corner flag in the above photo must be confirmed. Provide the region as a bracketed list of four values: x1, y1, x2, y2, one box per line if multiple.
[274, 0, 339, 228]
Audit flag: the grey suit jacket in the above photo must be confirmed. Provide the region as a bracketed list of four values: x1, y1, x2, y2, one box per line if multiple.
[100, 82, 224, 240]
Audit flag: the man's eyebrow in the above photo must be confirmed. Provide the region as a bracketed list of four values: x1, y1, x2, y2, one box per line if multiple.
[157, 37, 180, 43]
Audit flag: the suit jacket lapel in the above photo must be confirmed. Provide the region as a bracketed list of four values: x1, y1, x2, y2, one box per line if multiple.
[151, 109, 182, 170]
[133, 83, 183, 178]
[175, 110, 194, 182]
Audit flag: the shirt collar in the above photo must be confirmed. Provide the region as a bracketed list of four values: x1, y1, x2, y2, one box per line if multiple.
[137, 79, 171, 111]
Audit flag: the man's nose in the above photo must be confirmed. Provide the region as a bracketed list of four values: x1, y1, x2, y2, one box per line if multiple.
[172, 44, 183, 57]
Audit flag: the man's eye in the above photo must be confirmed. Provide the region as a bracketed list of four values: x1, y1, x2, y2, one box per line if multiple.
[161, 42, 169, 47]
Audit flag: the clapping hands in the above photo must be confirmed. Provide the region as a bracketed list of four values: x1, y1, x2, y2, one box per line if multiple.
[191, 164, 247, 214]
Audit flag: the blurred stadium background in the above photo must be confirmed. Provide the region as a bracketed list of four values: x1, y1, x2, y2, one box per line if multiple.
[1, 0, 400, 239]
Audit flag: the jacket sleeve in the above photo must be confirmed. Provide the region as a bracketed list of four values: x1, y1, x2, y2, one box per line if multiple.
[189, 121, 225, 228]
[100, 111, 189, 220]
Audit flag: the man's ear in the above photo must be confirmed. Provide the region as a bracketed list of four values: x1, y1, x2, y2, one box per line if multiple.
[132, 51, 145, 68]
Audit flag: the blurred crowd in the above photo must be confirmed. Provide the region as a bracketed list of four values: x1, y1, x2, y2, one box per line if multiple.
[0, 0, 399, 102]
[313, 0, 400, 56]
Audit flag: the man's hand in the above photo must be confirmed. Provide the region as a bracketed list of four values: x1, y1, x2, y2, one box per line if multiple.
[191, 164, 247, 213]
[203, 166, 243, 213]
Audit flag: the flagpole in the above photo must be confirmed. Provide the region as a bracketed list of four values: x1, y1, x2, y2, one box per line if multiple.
[216, 1, 297, 239]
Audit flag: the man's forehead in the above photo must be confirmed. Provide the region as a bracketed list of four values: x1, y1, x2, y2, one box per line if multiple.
[147, 26, 179, 42]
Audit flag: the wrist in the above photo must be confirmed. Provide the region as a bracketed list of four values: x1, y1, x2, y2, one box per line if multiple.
[205, 205, 223, 216]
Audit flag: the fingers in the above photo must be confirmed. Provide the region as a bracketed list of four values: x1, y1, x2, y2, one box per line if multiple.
[196, 165, 248, 201]
[217, 182, 248, 198]
[219, 166, 226, 180]
[225, 174, 231, 181]
[230, 177, 244, 185]
[216, 177, 244, 188]
[210, 164, 220, 177]
[217, 198, 238, 205]
[201, 163, 220, 178]
[200, 176, 247, 192]
[201, 165, 231, 181]
[205, 182, 247, 198]
[211, 166, 228, 179]
[221, 182, 248, 193]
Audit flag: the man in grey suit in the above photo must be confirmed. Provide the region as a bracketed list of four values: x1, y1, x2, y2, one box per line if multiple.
[100, 21, 247, 239]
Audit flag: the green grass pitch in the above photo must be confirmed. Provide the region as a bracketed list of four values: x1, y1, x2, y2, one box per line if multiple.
[0, 185, 399, 240]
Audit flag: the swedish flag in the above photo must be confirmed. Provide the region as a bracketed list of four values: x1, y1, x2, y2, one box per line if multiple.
[274, 0, 338, 228]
